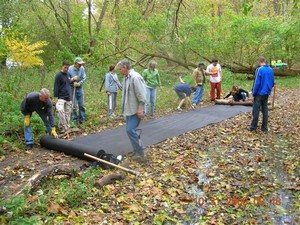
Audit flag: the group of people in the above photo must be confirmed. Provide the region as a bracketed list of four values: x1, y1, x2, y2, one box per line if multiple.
[21, 56, 274, 160]
[20, 58, 149, 162]
[21, 57, 86, 150]
[104, 60, 161, 118]
[174, 59, 223, 110]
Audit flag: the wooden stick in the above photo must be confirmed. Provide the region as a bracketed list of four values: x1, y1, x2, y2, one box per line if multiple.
[84, 153, 139, 176]
[272, 84, 276, 108]
[72, 86, 76, 113]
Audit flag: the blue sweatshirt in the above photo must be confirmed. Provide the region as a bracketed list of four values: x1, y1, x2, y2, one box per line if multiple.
[174, 83, 192, 96]
[252, 65, 274, 96]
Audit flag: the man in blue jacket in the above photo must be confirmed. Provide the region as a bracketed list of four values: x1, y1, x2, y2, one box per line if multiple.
[249, 56, 275, 133]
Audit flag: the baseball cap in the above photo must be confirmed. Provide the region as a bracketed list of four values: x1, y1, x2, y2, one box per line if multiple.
[198, 62, 205, 67]
[74, 57, 84, 64]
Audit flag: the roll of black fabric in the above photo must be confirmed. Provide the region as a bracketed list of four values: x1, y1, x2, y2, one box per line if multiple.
[40, 135, 103, 161]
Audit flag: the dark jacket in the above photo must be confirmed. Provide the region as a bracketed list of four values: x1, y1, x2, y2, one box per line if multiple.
[54, 71, 72, 101]
[224, 88, 249, 101]
[20, 92, 55, 127]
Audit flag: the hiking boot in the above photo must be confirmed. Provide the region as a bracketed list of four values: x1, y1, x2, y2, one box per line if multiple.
[25, 144, 33, 151]
[133, 153, 146, 163]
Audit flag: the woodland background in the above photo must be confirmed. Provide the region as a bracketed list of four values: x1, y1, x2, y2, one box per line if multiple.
[0, 0, 299, 71]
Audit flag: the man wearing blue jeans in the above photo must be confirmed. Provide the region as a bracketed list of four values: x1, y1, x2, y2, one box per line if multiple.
[117, 59, 146, 162]
[20, 88, 58, 150]
[68, 57, 86, 124]
[249, 56, 275, 133]
[192, 62, 207, 106]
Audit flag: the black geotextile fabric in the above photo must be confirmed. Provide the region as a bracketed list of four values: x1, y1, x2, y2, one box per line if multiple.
[71, 105, 252, 156]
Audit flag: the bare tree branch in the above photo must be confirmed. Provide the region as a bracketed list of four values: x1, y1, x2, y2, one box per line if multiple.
[95, 0, 109, 36]
[174, 0, 183, 36]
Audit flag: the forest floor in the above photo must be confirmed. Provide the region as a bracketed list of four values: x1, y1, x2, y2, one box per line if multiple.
[0, 89, 299, 224]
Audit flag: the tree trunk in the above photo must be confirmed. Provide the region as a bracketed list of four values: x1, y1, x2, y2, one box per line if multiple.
[94, 173, 124, 189]
[225, 66, 300, 77]
[15, 164, 78, 196]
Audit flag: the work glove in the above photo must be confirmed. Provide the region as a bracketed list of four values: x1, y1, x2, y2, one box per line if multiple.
[72, 76, 78, 81]
[73, 82, 81, 87]
[51, 127, 58, 138]
[24, 115, 30, 127]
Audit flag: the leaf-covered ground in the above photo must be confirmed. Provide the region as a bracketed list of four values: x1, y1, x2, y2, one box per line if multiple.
[0, 89, 299, 225]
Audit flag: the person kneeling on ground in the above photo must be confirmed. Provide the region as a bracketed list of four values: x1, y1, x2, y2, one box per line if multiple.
[174, 76, 197, 111]
[224, 85, 249, 102]
[20, 88, 58, 150]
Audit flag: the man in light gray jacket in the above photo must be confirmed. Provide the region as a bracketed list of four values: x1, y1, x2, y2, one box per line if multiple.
[117, 59, 146, 162]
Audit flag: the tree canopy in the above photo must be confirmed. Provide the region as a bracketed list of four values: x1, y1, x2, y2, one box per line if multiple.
[0, 0, 299, 69]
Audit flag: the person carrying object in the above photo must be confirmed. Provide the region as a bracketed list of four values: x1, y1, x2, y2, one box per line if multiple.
[20, 88, 58, 150]
[68, 57, 86, 124]
[105, 64, 122, 118]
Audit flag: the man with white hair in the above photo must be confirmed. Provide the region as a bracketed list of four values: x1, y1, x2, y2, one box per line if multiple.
[20, 88, 58, 150]
[117, 59, 147, 162]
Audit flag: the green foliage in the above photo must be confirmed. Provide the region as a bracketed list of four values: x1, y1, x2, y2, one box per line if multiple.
[0, 92, 23, 137]
[0, 168, 100, 224]
[1, 0, 298, 68]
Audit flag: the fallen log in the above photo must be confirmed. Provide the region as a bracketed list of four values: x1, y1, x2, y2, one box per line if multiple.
[15, 163, 78, 196]
[215, 99, 253, 106]
[224, 66, 300, 77]
[94, 173, 124, 189]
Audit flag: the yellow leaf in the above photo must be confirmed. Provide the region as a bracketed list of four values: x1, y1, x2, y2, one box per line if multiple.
[5, 34, 48, 68]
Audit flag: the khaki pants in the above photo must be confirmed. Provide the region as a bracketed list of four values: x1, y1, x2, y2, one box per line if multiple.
[56, 99, 72, 132]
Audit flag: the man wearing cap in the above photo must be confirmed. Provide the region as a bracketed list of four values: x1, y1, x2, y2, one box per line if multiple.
[20, 88, 58, 150]
[192, 62, 207, 106]
[68, 57, 87, 124]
